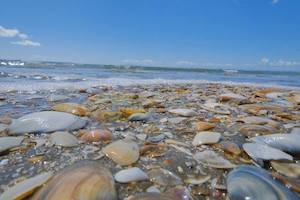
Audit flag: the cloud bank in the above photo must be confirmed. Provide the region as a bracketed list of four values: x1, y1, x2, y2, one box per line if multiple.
[261, 57, 299, 67]
[0, 25, 40, 47]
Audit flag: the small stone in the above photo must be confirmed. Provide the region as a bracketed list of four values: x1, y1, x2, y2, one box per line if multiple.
[119, 108, 146, 118]
[80, 129, 113, 143]
[195, 121, 215, 131]
[217, 141, 241, 155]
[0, 137, 24, 153]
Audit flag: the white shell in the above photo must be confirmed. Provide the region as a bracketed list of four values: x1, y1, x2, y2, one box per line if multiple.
[114, 167, 148, 183]
[243, 143, 293, 161]
[192, 132, 221, 146]
[0, 136, 24, 153]
[50, 131, 79, 147]
[168, 109, 197, 117]
[9, 111, 87, 135]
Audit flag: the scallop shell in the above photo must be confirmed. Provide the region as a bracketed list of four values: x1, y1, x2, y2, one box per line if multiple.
[32, 161, 117, 200]
[226, 165, 299, 200]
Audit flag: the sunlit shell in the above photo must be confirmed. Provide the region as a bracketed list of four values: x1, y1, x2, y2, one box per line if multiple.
[102, 140, 139, 166]
[0, 172, 53, 200]
[32, 161, 117, 200]
[271, 161, 300, 178]
[0, 136, 24, 153]
[52, 103, 87, 116]
[243, 143, 293, 161]
[119, 108, 146, 118]
[195, 121, 215, 131]
[227, 165, 299, 200]
[192, 131, 221, 146]
[80, 129, 113, 143]
[193, 150, 236, 169]
[9, 111, 87, 135]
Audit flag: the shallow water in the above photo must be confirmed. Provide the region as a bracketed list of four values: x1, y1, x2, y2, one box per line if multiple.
[1, 64, 300, 92]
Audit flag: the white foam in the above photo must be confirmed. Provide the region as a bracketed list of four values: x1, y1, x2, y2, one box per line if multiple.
[0, 78, 299, 92]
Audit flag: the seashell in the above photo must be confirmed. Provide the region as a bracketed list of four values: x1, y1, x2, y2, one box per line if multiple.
[286, 93, 300, 104]
[52, 103, 87, 116]
[103, 140, 139, 166]
[0, 136, 24, 153]
[119, 108, 146, 118]
[219, 93, 246, 102]
[194, 150, 236, 169]
[237, 116, 279, 128]
[0, 172, 53, 200]
[168, 117, 187, 124]
[148, 168, 182, 186]
[243, 143, 293, 161]
[50, 131, 79, 147]
[9, 111, 87, 135]
[80, 129, 113, 143]
[239, 124, 277, 137]
[201, 102, 230, 115]
[168, 109, 197, 117]
[128, 113, 151, 121]
[195, 121, 215, 131]
[271, 161, 300, 178]
[192, 131, 221, 146]
[128, 193, 174, 200]
[226, 165, 299, 200]
[142, 99, 163, 108]
[184, 175, 211, 185]
[217, 141, 241, 155]
[251, 132, 300, 154]
[32, 161, 117, 200]
[0, 123, 8, 133]
[114, 167, 148, 183]
[146, 186, 160, 193]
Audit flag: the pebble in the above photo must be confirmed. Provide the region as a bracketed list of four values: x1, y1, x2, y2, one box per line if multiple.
[192, 131, 221, 146]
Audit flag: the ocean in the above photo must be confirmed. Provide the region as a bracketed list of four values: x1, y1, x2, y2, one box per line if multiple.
[1, 64, 300, 92]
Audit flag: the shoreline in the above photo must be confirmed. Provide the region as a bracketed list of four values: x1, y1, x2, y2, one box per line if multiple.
[0, 82, 300, 199]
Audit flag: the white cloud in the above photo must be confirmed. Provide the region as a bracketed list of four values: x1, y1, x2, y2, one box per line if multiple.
[260, 57, 299, 67]
[122, 59, 154, 65]
[11, 40, 41, 47]
[0, 26, 19, 37]
[271, 0, 279, 4]
[176, 60, 196, 66]
[0, 25, 40, 47]
[261, 57, 270, 64]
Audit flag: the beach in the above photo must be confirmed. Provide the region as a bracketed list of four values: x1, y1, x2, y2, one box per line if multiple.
[0, 81, 300, 199]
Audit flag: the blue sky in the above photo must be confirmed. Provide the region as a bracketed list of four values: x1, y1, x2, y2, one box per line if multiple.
[0, 0, 300, 69]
